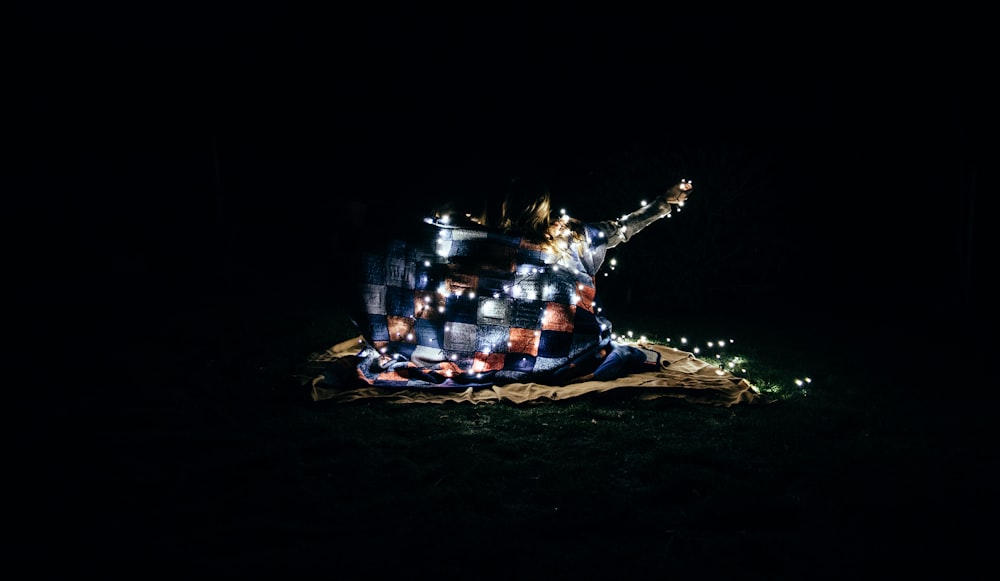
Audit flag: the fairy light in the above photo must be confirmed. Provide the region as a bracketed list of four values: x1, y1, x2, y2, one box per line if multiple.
[387, 180, 700, 383]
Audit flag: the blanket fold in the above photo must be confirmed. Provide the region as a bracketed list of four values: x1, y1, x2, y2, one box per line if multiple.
[304, 335, 762, 407]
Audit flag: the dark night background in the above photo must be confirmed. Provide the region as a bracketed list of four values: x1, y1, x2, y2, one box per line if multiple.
[13, 4, 987, 344]
[8, 3, 994, 577]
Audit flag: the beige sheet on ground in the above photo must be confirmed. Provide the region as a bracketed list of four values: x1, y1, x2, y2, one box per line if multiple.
[306, 336, 762, 407]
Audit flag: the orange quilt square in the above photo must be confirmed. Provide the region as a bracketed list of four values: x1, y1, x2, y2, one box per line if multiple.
[508, 327, 540, 356]
[541, 302, 575, 332]
[472, 351, 506, 373]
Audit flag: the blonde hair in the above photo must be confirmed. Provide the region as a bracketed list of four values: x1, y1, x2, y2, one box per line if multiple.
[444, 191, 584, 259]
[502, 192, 554, 239]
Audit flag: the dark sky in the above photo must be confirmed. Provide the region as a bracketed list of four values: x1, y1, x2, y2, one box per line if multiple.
[13, 4, 988, 333]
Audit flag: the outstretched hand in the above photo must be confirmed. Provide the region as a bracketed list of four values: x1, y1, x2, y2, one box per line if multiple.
[666, 179, 693, 205]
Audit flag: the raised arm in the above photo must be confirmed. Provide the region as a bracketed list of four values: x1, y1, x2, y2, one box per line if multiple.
[596, 180, 692, 248]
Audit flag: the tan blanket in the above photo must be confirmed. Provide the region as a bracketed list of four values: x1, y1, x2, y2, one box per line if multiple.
[305, 336, 762, 407]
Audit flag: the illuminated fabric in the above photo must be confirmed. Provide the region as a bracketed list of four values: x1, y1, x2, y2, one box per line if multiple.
[343, 197, 677, 389]
[306, 335, 762, 407]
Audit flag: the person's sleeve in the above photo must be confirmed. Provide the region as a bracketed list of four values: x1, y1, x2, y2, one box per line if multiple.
[592, 195, 673, 249]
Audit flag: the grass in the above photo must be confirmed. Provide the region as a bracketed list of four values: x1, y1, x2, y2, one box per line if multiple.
[16, 274, 994, 579]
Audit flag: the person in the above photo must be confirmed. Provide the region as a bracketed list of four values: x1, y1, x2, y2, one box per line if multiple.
[326, 179, 693, 389]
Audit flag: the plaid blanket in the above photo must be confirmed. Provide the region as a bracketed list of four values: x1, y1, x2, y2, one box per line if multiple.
[340, 219, 649, 388]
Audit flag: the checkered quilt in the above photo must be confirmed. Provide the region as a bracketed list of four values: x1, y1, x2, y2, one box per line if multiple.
[347, 220, 635, 388]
